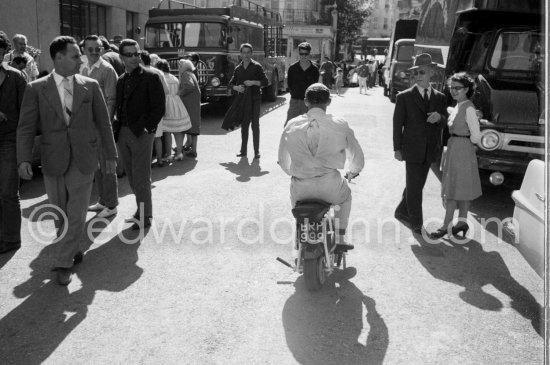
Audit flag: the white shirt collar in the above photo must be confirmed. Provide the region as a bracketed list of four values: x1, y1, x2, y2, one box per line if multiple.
[52, 70, 73, 86]
[416, 84, 432, 95]
[84, 58, 104, 72]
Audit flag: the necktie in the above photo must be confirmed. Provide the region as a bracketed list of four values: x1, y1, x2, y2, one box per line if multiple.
[62, 77, 72, 124]
[423, 88, 430, 110]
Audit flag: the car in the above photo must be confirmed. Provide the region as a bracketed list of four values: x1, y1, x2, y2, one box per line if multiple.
[510, 159, 545, 277]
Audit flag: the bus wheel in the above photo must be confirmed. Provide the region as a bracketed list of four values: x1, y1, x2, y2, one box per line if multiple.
[264, 73, 278, 102]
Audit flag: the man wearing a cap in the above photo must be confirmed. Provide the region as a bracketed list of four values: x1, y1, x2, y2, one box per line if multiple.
[393, 53, 447, 234]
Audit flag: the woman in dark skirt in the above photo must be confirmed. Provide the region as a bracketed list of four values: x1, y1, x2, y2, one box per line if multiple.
[178, 59, 201, 158]
[430, 72, 482, 239]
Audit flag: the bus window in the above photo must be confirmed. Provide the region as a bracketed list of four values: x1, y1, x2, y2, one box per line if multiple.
[184, 23, 226, 48]
[145, 23, 182, 48]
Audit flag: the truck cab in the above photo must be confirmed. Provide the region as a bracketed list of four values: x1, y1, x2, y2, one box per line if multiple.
[387, 38, 415, 103]
[446, 5, 544, 183]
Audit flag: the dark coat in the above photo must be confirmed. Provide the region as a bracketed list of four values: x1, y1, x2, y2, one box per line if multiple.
[393, 86, 448, 163]
[114, 65, 165, 140]
[0, 65, 26, 138]
[221, 88, 252, 131]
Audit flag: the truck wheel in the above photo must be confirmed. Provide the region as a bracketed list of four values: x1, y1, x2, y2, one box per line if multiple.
[264, 73, 278, 102]
[304, 256, 326, 291]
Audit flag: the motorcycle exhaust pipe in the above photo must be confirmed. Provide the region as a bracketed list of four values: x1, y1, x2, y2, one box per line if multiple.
[276, 257, 294, 269]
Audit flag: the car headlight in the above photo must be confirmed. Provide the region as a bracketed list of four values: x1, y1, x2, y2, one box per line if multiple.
[398, 71, 407, 79]
[210, 77, 221, 87]
[480, 129, 501, 151]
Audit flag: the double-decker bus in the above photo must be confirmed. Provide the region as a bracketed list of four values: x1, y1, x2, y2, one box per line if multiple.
[144, 0, 285, 102]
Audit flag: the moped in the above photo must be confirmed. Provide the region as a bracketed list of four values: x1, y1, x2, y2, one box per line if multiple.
[277, 173, 357, 291]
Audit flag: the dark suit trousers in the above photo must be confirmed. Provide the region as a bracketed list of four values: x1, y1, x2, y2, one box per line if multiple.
[118, 127, 155, 218]
[240, 99, 261, 155]
[396, 160, 431, 228]
[43, 157, 94, 268]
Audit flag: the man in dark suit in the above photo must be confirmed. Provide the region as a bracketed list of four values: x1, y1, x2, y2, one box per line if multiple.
[229, 43, 268, 159]
[0, 31, 27, 254]
[393, 54, 448, 234]
[17, 36, 117, 284]
[114, 39, 165, 231]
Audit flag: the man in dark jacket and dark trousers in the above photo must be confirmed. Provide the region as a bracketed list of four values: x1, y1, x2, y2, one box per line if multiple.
[0, 31, 26, 254]
[393, 54, 448, 234]
[229, 43, 268, 159]
[115, 39, 165, 231]
[285, 42, 319, 125]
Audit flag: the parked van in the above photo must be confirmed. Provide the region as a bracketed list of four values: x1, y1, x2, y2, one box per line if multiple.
[387, 38, 415, 103]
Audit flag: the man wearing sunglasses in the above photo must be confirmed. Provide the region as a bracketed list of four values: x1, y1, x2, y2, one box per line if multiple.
[285, 42, 319, 125]
[114, 39, 165, 231]
[392, 53, 448, 234]
[81, 35, 119, 220]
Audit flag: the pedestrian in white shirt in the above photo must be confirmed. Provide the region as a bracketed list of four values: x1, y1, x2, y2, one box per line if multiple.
[3, 34, 39, 81]
[81, 35, 119, 218]
[278, 83, 364, 250]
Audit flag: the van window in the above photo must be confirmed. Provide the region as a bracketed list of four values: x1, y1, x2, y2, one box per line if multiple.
[396, 44, 414, 61]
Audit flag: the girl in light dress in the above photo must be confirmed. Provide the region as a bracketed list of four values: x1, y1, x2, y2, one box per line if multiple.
[155, 59, 192, 161]
[334, 68, 344, 96]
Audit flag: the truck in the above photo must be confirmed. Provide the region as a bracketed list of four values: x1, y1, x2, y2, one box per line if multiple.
[416, 0, 544, 185]
[383, 19, 418, 102]
[144, 0, 286, 103]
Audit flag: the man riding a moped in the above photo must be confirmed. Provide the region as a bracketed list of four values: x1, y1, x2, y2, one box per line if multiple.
[278, 83, 364, 290]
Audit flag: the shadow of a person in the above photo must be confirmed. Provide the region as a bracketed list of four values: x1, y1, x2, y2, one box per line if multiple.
[219, 157, 269, 182]
[411, 237, 542, 336]
[282, 268, 389, 364]
[0, 233, 143, 364]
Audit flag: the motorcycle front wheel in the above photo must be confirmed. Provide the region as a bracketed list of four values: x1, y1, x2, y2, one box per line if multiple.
[304, 256, 326, 291]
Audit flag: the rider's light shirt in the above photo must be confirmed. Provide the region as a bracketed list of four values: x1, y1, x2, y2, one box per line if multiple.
[278, 107, 364, 179]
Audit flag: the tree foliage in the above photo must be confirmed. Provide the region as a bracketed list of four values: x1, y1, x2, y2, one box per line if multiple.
[322, 0, 372, 58]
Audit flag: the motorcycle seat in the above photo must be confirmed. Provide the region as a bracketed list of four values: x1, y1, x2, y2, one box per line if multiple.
[292, 200, 331, 222]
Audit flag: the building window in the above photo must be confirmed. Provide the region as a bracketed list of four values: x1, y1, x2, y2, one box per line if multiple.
[126, 11, 138, 39]
[59, 0, 106, 40]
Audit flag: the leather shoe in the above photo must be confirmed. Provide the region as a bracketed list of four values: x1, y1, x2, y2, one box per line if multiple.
[73, 251, 83, 265]
[335, 242, 354, 253]
[254, 153, 261, 159]
[130, 217, 152, 231]
[236, 152, 247, 157]
[54, 268, 72, 285]
[0, 240, 21, 254]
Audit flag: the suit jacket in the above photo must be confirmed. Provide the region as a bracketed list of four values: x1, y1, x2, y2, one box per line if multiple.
[393, 86, 448, 163]
[81, 58, 118, 120]
[114, 65, 165, 139]
[228, 59, 268, 102]
[17, 73, 117, 176]
[0, 64, 27, 138]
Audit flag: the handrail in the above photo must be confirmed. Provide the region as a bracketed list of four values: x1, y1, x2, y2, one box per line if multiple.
[156, 0, 200, 9]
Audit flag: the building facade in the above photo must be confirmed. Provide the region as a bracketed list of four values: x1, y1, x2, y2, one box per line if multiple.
[0, 0, 159, 72]
[362, 0, 399, 38]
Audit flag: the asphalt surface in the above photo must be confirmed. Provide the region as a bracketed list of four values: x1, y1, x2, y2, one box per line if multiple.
[0, 86, 544, 364]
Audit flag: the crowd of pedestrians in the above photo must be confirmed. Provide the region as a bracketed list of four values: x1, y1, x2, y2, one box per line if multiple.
[0, 29, 203, 284]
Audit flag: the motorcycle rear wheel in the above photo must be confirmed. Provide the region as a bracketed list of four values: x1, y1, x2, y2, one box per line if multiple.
[304, 256, 326, 291]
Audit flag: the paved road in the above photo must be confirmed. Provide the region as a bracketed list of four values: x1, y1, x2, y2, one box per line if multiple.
[0, 86, 544, 364]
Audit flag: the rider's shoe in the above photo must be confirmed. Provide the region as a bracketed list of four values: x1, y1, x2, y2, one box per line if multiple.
[335, 242, 354, 253]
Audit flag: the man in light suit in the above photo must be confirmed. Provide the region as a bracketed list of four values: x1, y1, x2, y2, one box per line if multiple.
[17, 36, 117, 285]
[393, 54, 448, 234]
[81, 34, 119, 219]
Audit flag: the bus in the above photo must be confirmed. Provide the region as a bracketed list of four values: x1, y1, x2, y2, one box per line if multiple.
[144, 0, 286, 102]
[353, 37, 390, 59]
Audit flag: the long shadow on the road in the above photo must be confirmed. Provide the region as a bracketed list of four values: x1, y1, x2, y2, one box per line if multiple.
[0, 224, 144, 364]
[411, 237, 542, 337]
[283, 268, 389, 364]
[220, 157, 269, 182]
